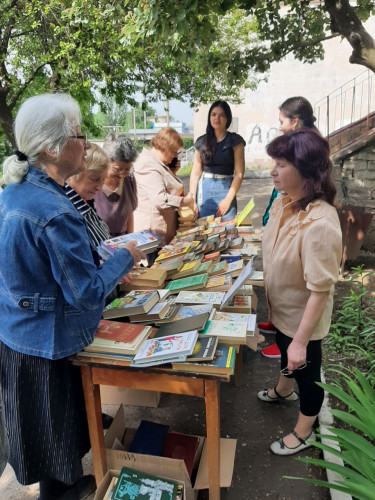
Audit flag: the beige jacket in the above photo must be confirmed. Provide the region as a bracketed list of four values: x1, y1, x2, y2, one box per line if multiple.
[263, 195, 342, 340]
[133, 148, 184, 246]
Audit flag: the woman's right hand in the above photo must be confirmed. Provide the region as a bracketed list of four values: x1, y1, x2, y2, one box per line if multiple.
[181, 192, 194, 209]
[124, 240, 146, 265]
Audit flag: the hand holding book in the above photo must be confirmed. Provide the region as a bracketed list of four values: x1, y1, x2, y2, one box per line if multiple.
[124, 239, 146, 264]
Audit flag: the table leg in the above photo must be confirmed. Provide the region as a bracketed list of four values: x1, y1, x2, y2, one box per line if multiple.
[81, 366, 106, 486]
[234, 346, 242, 387]
[205, 380, 221, 500]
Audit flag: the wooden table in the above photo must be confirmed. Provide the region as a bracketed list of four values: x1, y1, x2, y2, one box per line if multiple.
[72, 355, 232, 500]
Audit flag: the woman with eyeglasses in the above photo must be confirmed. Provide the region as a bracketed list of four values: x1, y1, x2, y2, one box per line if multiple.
[190, 100, 245, 221]
[94, 134, 138, 237]
[257, 129, 342, 456]
[133, 127, 194, 258]
[0, 93, 145, 499]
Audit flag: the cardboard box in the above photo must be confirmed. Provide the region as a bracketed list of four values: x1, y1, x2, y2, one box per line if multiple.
[103, 405, 237, 500]
[94, 469, 187, 500]
[100, 386, 160, 408]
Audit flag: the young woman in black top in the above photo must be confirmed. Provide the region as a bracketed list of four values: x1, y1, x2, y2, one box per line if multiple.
[190, 101, 245, 221]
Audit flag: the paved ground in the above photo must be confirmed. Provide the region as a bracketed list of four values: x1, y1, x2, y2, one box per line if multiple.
[0, 177, 330, 499]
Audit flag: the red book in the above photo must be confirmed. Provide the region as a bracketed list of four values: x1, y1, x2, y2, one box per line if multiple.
[162, 432, 199, 477]
[84, 320, 152, 355]
[202, 252, 220, 263]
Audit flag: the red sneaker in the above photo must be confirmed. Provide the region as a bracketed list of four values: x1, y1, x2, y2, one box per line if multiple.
[261, 342, 281, 359]
[258, 322, 276, 334]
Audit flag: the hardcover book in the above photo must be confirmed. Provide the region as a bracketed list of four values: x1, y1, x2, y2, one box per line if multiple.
[186, 335, 218, 361]
[119, 268, 167, 291]
[103, 290, 159, 319]
[172, 345, 235, 375]
[220, 294, 252, 313]
[162, 432, 199, 478]
[200, 320, 248, 344]
[204, 273, 232, 292]
[175, 291, 225, 305]
[112, 466, 178, 500]
[130, 301, 171, 322]
[100, 230, 160, 256]
[165, 273, 208, 293]
[132, 330, 198, 366]
[84, 320, 152, 355]
[208, 261, 228, 276]
[154, 304, 213, 336]
[129, 420, 169, 456]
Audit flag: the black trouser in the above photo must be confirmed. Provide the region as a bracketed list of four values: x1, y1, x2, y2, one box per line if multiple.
[275, 330, 324, 417]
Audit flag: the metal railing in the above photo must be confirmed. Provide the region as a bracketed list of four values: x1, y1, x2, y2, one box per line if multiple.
[315, 69, 374, 139]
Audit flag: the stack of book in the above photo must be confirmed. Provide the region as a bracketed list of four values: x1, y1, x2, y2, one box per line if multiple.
[177, 206, 196, 229]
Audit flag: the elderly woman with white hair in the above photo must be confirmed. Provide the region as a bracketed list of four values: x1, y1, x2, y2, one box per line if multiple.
[0, 93, 145, 500]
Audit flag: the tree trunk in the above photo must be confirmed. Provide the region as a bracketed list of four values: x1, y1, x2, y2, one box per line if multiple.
[325, 0, 375, 72]
[0, 92, 15, 147]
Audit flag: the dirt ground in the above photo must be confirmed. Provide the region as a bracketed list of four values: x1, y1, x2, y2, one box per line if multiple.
[1, 176, 373, 499]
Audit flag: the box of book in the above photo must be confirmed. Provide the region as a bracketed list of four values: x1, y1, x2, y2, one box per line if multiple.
[103, 405, 237, 500]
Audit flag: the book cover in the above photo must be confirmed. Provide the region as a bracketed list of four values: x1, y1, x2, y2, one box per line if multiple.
[165, 273, 208, 293]
[101, 230, 160, 255]
[236, 197, 255, 226]
[162, 432, 199, 478]
[172, 345, 235, 375]
[129, 420, 169, 456]
[132, 330, 198, 364]
[220, 294, 252, 313]
[169, 260, 201, 280]
[230, 237, 244, 249]
[201, 251, 220, 263]
[209, 261, 228, 276]
[200, 320, 248, 343]
[219, 257, 254, 309]
[84, 321, 152, 355]
[155, 242, 192, 262]
[186, 335, 218, 361]
[112, 466, 178, 500]
[175, 291, 225, 305]
[226, 259, 245, 277]
[154, 304, 213, 336]
[205, 273, 232, 292]
[130, 301, 171, 322]
[103, 291, 159, 319]
[189, 261, 214, 276]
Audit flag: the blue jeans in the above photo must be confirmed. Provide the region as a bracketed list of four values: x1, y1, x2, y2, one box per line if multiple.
[197, 176, 237, 221]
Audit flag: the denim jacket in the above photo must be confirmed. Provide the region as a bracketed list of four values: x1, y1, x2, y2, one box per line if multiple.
[0, 166, 134, 359]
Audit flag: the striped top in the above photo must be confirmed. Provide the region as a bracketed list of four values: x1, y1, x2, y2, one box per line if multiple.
[64, 184, 110, 247]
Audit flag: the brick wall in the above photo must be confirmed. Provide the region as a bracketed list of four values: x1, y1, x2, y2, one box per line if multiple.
[333, 139, 375, 249]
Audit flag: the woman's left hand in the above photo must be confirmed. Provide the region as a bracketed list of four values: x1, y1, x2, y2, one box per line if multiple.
[121, 273, 132, 284]
[286, 340, 307, 371]
[216, 197, 232, 217]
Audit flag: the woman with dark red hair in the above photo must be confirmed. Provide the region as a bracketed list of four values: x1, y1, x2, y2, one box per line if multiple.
[258, 129, 342, 456]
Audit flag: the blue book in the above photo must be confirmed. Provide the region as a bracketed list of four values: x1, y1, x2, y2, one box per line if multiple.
[129, 420, 169, 456]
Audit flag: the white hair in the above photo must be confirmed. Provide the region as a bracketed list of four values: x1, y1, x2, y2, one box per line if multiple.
[2, 93, 81, 184]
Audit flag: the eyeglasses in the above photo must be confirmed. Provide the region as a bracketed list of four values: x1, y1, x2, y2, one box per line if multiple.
[280, 361, 310, 376]
[69, 134, 87, 145]
[111, 165, 133, 175]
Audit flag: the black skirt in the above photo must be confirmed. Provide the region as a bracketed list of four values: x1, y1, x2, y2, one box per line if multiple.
[0, 341, 90, 485]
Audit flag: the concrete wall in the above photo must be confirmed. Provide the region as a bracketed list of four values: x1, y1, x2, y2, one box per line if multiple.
[193, 18, 375, 168]
[334, 139, 375, 249]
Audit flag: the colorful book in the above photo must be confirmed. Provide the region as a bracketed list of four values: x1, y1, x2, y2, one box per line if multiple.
[100, 230, 160, 256]
[236, 197, 255, 226]
[175, 291, 225, 305]
[226, 259, 245, 277]
[84, 320, 152, 355]
[155, 242, 192, 262]
[154, 304, 214, 336]
[201, 251, 220, 263]
[165, 273, 208, 293]
[162, 432, 199, 478]
[219, 257, 254, 309]
[212, 311, 257, 335]
[129, 420, 169, 456]
[119, 267, 167, 291]
[220, 294, 252, 313]
[103, 290, 159, 319]
[132, 330, 198, 366]
[172, 345, 235, 375]
[112, 466, 178, 500]
[204, 273, 232, 292]
[169, 260, 201, 280]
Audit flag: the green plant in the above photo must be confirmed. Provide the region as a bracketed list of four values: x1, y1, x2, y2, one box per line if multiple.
[286, 367, 375, 500]
[327, 265, 375, 350]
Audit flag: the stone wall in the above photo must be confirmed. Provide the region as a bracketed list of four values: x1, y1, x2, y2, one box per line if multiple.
[333, 138, 375, 249]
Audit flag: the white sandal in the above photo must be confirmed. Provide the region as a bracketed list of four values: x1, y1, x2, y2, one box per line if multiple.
[270, 430, 316, 456]
[257, 385, 298, 403]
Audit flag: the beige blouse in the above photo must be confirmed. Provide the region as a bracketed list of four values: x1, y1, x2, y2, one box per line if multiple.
[262, 195, 342, 340]
[133, 148, 184, 246]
